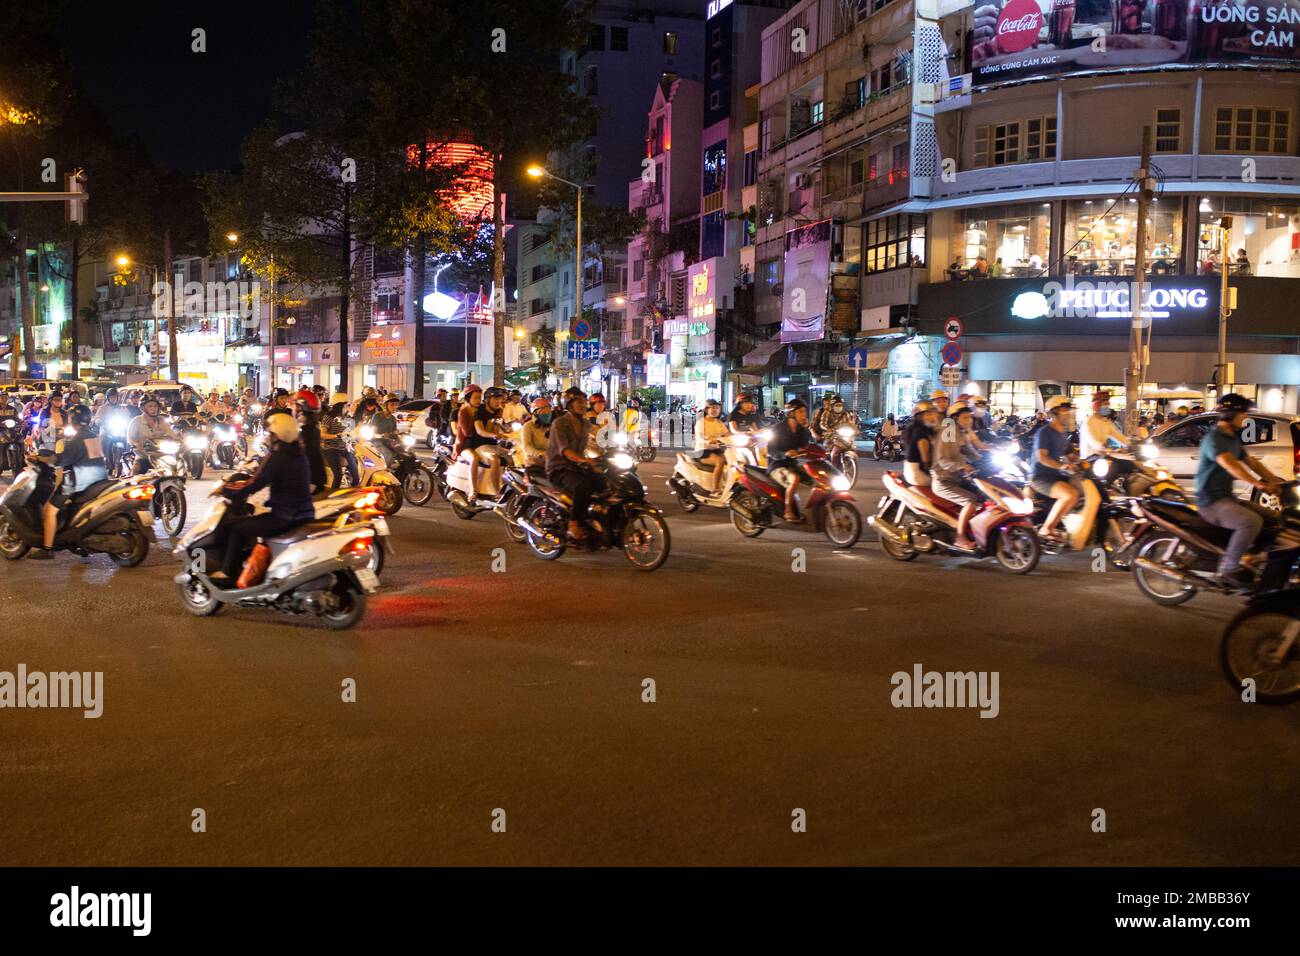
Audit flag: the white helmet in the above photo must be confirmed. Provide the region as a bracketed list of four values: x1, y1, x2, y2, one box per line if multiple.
[1044, 395, 1075, 413]
[267, 414, 301, 444]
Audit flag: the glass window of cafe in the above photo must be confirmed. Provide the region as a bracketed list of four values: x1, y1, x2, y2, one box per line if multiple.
[949, 204, 1049, 277]
[988, 380, 1039, 416]
[1062, 198, 1182, 276]
[864, 214, 925, 273]
[1196, 197, 1300, 278]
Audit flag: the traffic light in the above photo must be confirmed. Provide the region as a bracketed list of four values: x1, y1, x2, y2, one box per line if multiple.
[64, 170, 86, 225]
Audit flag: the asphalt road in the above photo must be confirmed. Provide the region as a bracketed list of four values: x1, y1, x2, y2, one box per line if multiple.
[0, 452, 1295, 866]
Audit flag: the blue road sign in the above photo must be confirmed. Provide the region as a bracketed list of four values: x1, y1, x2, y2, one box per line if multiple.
[847, 347, 868, 370]
[940, 342, 962, 367]
[567, 340, 602, 361]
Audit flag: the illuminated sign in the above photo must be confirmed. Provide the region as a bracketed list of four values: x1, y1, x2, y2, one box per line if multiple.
[707, 0, 733, 19]
[407, 140, 495, 223]
[1015, 278, 1219, 320]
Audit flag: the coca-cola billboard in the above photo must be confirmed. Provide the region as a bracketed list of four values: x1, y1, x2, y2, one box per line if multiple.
[972, 0, 1300, 88]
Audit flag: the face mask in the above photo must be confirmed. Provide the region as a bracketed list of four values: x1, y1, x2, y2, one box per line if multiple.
[536, 412, 553, 426]
[1098, 404, 1112, 417]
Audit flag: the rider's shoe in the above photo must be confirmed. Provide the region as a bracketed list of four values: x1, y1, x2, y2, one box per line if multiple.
[26, 548, 54, 560]
[1213, 568, 1254, 590]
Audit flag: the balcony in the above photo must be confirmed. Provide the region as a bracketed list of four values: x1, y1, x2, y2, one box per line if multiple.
[862, 167, 910, 212]
[866, 0, 914, 46]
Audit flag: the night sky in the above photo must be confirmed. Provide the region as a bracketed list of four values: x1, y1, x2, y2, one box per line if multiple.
[61, 1, 315, 173]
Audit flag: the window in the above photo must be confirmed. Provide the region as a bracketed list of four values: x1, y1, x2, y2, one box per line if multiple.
[849, 157, 864, 185]
[1215, 107, 1290, 153]
[1064, 198, 1182, 276]
[633, 259, 644, 282]
[742, 149, 758, 187]
[759, 115, 772, 154]
[611, 26, 628, 51]
[1197, 196, 1300, 277]
[864, 214, 926, 273]
[587, 26, 605, 52]
[711, 59, 722, 78]
[1154, 107, 1181, 153]
[1023, 116, 1057, 161]
[951, 203, 1051, 276]
[710, 91, 722, 111]
[992, 122, 1020, 165]
[703, 141, 727, 193]
[811, 100, 824, 126]
[759, 258, 781, 297]
[988, 381, 1039, 417]
[664, 32, 678, 55]
[973, 116, 1057, 167]
[712, 26, 722, 48]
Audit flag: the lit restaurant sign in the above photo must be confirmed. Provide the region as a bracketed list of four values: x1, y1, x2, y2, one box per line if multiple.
[1015, 279, 1215, 320]
[707, 0, 733, 19]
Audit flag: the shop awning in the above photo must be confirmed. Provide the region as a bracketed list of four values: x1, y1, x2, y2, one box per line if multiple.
[742, 336, 785, 367]
[862, 338, 905, 370]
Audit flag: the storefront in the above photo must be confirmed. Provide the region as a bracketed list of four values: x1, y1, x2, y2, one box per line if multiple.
[949, 202, 1051, 277]
[176, 328, 241, 394]
[1196, 197, 1300, 278]
[662, 259, 726, 407]
[1063, 198, 1182, 277]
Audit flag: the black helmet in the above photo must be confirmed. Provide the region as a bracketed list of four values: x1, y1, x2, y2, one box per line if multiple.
[562, 387, 586, 409]
[484, 386, 507, 400]
[69, 405, 93, 427]
[273, 387, 290, 398]
[704, 398, 721, 409]
[784, 398, 807, 414]
[1218, 393, 1253, 416]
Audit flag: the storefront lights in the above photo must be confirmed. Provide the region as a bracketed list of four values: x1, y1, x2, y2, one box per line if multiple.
[1011, 291, 1050, 319]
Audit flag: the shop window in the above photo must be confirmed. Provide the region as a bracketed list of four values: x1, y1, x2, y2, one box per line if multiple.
[989, 381, 1039, 416]
[1154, 108, 1181, 153]
[1064, 198, 1181, 276]
[664, 32, 678, 55]
[1214, 107, 1290, 154]
[1197, 197, 1300, 277]
[950, 203, 1049, 278]
[865, 214, 925, 274]
[611, 26, 628, 51]
[811, 100, 824, 126]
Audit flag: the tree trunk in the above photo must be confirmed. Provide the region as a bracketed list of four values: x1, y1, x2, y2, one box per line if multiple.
[70, 237, 80, 380]
[16, 230, 36, 373]
[338, 185, 352, 394]
[492, 155, 505, 385]
[412, 139, 429, 398]
[165, 227, 178, 381]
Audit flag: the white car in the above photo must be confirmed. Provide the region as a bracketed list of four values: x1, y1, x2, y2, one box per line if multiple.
[1140, 412, 1300, 510]
[395, 400, 437, 447]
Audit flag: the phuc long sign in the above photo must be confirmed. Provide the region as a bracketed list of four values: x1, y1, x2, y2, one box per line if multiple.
[1012, 277, 1214, 321]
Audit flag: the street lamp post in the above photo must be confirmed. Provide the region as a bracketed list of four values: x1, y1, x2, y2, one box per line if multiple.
[528, 165, 585, 388]
[115, 255, 162, 380]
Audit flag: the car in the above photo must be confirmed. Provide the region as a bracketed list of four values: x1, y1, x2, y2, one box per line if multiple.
[1139, 411, 1300, 511]
[395, 400, 438, 446]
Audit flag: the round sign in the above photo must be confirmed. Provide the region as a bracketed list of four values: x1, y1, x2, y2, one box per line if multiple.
[941, 342, 963, 367]
[944, 317, 964, 340]
[573, 319, 590, 340]
[995, 0, 1043, 55]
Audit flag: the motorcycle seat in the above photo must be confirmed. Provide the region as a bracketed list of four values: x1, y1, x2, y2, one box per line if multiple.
[681, 449, 714, 461]
[531, 475, 573, 504]
[69, 478, 118, 505]
[918, 486, 962, 516]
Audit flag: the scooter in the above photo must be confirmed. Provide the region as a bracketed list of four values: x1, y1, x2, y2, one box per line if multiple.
[873, 433, 903, 462]
[823, 425, 860, 488]
[728, 445, 862, 547]
[869, 469, 1041, 573]
[174, 419, 209, 480]
[136, 439, 189, 538]
[386, 433, 436, 507]
[1218, 588, 1300, 705]
[666, 433, 753, 512]
[1129, 482, 1300, 607]
[0, 456, 156, 565]
[445, 440, 517, 521]
[0, 415, 24, 476]
[173, 483, 384, 630]
[344, 425, 404, 516]
[207, 415, 246, 470]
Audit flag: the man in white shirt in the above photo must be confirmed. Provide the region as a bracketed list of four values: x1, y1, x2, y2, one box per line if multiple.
[1079, 390, 1127, 459]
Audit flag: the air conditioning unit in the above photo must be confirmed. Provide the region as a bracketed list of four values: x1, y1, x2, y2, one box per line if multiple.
[795, 172, 813, 189]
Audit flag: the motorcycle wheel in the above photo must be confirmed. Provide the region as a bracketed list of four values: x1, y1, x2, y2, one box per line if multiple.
[0, 516, 31, 561]
[187, 454, 204, 481]
[426, 432, 436, 449]
[730, 501, 765, 538]
[1219, 608, 1300, 704]
[159, 485, 187, 537]
[177, 576, 222, 616]
[503, 493, 529, 544]
[994, 525, 1041, 574]
[449, 491, 477, 520]
[434, 466, 451, 502]
[403, 465, 435, 507]
[623, 511, 671, 571]
[524, 499, 566, 560]
[1132, 533, 1198, 606]
[823, 499, 862, 548]
[877, 506, 918, 561]
[218, 444, 235, 470]
[638, 446, 657, 463]
[840, 454, 859, 489]
[674, 487, 700, 512]
[872, 442, 884, 461]
[377, 484, 403, 517]
[319, 584, 366, 630]
[108, 521, 150, 568]
[367, 540, 386, 575]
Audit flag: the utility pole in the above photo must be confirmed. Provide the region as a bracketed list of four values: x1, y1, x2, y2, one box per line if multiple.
[573, 184, 582, 388]
[1126, 127, 1154, 436]
[1215, 215, 1235, 397]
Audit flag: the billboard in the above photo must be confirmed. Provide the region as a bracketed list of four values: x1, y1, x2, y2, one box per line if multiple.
[780, 219, 833, 345]
[972, 0, 1300, 88]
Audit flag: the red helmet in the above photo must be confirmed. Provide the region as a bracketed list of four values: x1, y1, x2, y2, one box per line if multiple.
[294, 388, 320, 411]
[462, 384, 483, 398]
[588, 393, 606, 404]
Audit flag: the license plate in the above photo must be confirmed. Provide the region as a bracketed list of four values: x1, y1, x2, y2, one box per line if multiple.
[371, 517, 390, 536]
[356, 568, 380, 593]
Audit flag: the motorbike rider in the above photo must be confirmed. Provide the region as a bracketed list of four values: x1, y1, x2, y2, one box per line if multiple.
[1195, 393, 1285, 588]
[623, 397, 642, 442]
[1078, 389, 1128, 459]
[1031, 395, 1080, 544]
[503, 390, 528, 427]
[930, 389, 951, 417]
[264, 388, 294, 430]
[96, 389, 131, 474]
[767, 399, 815, 523]
[322, 392, 359, 491]
[932, 403, 982, 551]
[811, 393, 837, 440]
[546, 388, 599, 543]
[294, 388, 327, 493]
[519, 396, 553, 473]
[36, 391, 67, 453]
[171, 385, 200, 419]
[903, 400, 941, 487]
[26, 404, 108, 560]
[727, 393, 763, 434]
[586, 393, 616, 454]
[127, 395, 178, 475]
[693, 398, 731, 493]
[879, 412, 900, 441]
[206, 414, 314, 587]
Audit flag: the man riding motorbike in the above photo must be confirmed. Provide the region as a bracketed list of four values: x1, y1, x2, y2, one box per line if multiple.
[205, 414, 314, 587]
[25, 404, 109, 560]
[322, 392, 359, 491]
[171, 385, 200, 419]
[768, 399, 815, 523]
[1031, 395, 1079, 544]
[1195, 393, 1286, 588]
[931, 403, 982, 551]
[728, 393, 763, 435]
[1078, 389, 1127, 459]
[545, 388, 599, 543]
[127, 396, 178, 475]
[586, 393, 616, 454]
[811, 393, 837, 440]
[903, 400, 941, 487]
[519, 397, 553, 472]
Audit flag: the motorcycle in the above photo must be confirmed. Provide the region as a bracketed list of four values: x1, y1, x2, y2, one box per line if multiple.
[174, 418, 209, 480]
[445, 440, 518, 520]
[1218, 589, 1300, 705]
[869, 468, 1041, 573]
[136, 439, 190, 538]
[666, 432, 754, 512]
[387, 433, 436, 507]
[872, 433, 903, 462]
[728, 445, 862, 547]
[336, 425, 404, 516]
[823, 425, 860, 487]
[428, 432, 455, 501]
[173, 483, 384, 630]
[207, 415, 246, 471]
[0, 415, 24, 476]
[1129, 483, 1300, 606]
[0, 456, 155, 565]
[518, 449, 671, 571]
[613, 430, 656, 463]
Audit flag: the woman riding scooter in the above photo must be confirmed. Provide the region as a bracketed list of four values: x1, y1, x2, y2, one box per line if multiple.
[26, 405, 107, 560]
[206, 415, 314, 587]
[693, 399, 730, 492]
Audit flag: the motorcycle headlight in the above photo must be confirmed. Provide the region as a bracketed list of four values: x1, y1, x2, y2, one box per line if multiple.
[233, 414, 243, 423]
[732, 433, 750, 446]
[402, 434, 416, 448]
[184, 434, 209, 450]
[1141, 442, 1158, 460]
[215, 427, 235, 441]
[610, 452, 635, 470]
[831, 475, 851, 491]
[1092, 458, 1111, 479]
[613, 433, 628, 447]
[63, 425, 76, 437]
[3, 419, 16, 427]
[993, 451, 1014, 470]
[359, 425, 375, 441]
[159, 440, 181, 455]
[1155, 469, 1170, 481]
[250, 404, 263, 414]
[757, 429, 773, 441]
[837, 426, 854, 438]
[1005, 496, 1034, 515]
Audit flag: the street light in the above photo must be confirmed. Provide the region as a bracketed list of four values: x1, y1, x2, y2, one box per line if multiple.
[114, 253, 164, 380]
[225, 232, 239, 244]
[527, 164, 587, 387]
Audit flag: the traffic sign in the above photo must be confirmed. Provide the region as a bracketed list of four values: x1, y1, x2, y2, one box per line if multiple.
[940, 365, 961, 388]
[847, 347, 869, 370]
[940, 342, 962, 366]
[571, 317, 593, 340]
[944, 316, 963, 340]
[566, 340, 601, 361]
